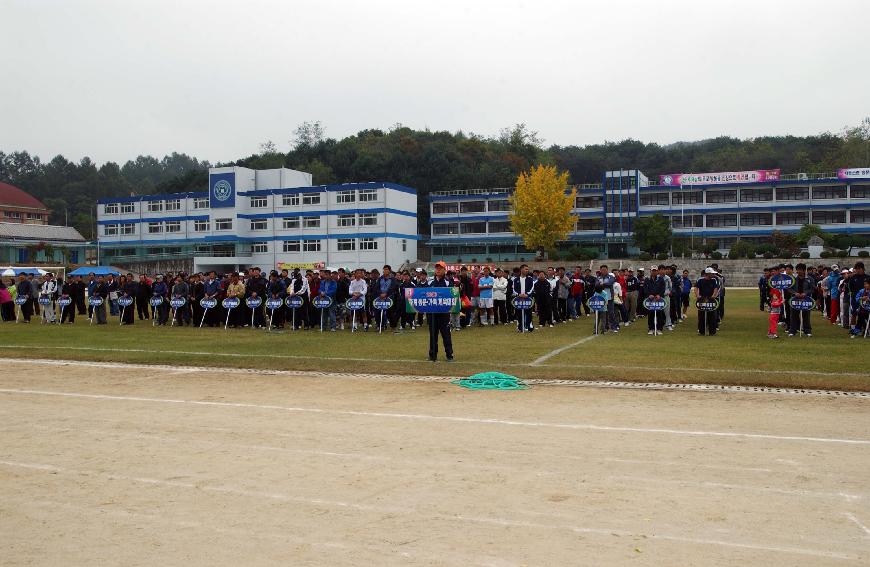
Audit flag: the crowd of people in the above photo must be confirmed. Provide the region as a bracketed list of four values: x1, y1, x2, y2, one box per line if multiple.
[758, 261, 869, 338]
[1, 260, 867, 341]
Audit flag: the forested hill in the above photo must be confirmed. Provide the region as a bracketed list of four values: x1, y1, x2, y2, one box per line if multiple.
[2, 120, 868, 239]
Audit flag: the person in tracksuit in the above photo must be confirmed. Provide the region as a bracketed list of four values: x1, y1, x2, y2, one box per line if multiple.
[645, 266, 666, 334]
[788, 263, 814, 337]
[695, 268, 720, 336]
[758, 268, 770, 311]
[424, 261, 454, 362]
[512, 264, 535, 332]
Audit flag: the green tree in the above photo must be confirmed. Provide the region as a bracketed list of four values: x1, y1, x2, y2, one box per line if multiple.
[632, 214, 672, 254]
[509, 165, 575, 256]
[796, 223, 827, 245]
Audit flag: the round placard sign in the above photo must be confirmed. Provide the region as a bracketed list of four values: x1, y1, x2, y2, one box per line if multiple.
[200, 297, 218, 310]
[789, 296, 815, 311]
[222, 297, 241, 309]
[695, 298, 720, 312]
[57, 296, 73, 307]
[149, 296, 164, 307]
[285, 295, 303, 309]
[88, 296, 104, 307]
[118, 296, 134, 307]
[769, 273, 795, 290]
[643, 297, 666, 311]
[587, 294, 607, 312]
[38, 296, 52, 305]
[345, 297, 365, 311]
[266, 298, 284, 310]
[14, 296, 28, 305]
[169, 297, 187, 309]
[511, 296, 533, 310]
[372, 297, 392, 311]
[245, 296, 263, 309]
[313, 296, 334, 309]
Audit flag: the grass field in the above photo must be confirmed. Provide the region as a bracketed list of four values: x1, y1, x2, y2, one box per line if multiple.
[0, 290, 867, 390]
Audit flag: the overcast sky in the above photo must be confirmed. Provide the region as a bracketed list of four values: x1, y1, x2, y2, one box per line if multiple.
[2, 0, 868, 165]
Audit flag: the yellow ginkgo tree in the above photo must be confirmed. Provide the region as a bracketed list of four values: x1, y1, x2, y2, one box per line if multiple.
[509, 164, 576, 257]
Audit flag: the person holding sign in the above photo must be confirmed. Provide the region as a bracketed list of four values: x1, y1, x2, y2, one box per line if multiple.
[695, 268, 720, 336]
[152, 275, 169, 326]
[645, 266, 665, 335]
[348, 269, 368, 331]
[375, 265, 399, 332]
[788, 263, 813, 337]
[318, 269, 338, 332]
[171, 275, 191, 327]
[40, 272, 58, 324]
[225, 273, 246, 328]
[119, 275, 136, 325]
[92, 275, 109, 325]
[424, 261, 454, 362]
[512, 264, 535, 332]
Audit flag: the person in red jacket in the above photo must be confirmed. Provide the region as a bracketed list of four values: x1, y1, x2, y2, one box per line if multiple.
[768, 287, 783, 339]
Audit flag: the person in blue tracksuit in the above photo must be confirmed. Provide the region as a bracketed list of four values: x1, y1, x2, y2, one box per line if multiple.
[318, 269, 338, 331]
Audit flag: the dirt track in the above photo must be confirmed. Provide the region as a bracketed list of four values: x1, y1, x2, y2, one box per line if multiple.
[1, 360, 868, 566]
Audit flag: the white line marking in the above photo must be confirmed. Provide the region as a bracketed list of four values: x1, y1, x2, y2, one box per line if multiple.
[530, 334, 598, 366]
[845, 512, 870, 537]
[2, 387, 869, 446]
[0, 459, 854, 561]
[610, 475, 866, 502]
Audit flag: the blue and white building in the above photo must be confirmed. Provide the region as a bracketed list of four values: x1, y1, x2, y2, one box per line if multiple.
[427, 167, 870, 260]
[97, 166, 418, 272]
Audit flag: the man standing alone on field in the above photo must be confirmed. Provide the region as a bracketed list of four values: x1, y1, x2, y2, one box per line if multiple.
[424, 261, 454, 362]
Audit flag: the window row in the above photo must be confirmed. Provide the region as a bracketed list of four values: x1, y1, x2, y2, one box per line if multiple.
[432, 199, 510, 215]
[432, 221, 512, 235]
[640, 186, 863, 206]
[250, 189, 380, 209]
[247, 213, 380, 231]
[103, 197, 209, 215]
[247, 238, 382, 255]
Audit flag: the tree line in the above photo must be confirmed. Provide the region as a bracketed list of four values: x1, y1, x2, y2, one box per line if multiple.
[1, 119, 868, 240]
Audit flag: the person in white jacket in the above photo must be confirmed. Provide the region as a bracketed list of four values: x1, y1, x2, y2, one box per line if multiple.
[40, 273, 58, 323]
[492, 269, 509, 325]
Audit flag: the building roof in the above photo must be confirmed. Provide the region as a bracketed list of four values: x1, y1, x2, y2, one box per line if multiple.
[0, 182, 48, 209]
[0, 222, 86, 243]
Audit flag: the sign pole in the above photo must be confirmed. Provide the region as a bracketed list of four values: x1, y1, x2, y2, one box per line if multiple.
[379, 308, 383, 334]
[864, 314, 869, 338]
[200, 307, 208, 329]
[352, 309, 356, 333]
[320, 307, 324, 333]
[119, 304, 125, 326]
[653, 310, 657, 336]
[225, 307, 231, 330]
[89, 303, 95, 326]
[521, 308, 525, 333]
[292, 304, 296, 331]
[15, 302, 20, 323]
[251, 305, 255, 329]
[799, 309, 803, 338]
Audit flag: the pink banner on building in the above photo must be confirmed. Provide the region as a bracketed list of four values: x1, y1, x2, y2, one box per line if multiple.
[659, 169, 780, 186]
[838, 167, 870, 180]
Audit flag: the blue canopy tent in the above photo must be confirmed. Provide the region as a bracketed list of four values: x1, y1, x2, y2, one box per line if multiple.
[68, 266, 121, 277]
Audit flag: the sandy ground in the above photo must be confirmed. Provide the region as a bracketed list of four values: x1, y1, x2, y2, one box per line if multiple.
[1, 360, 868, 566]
